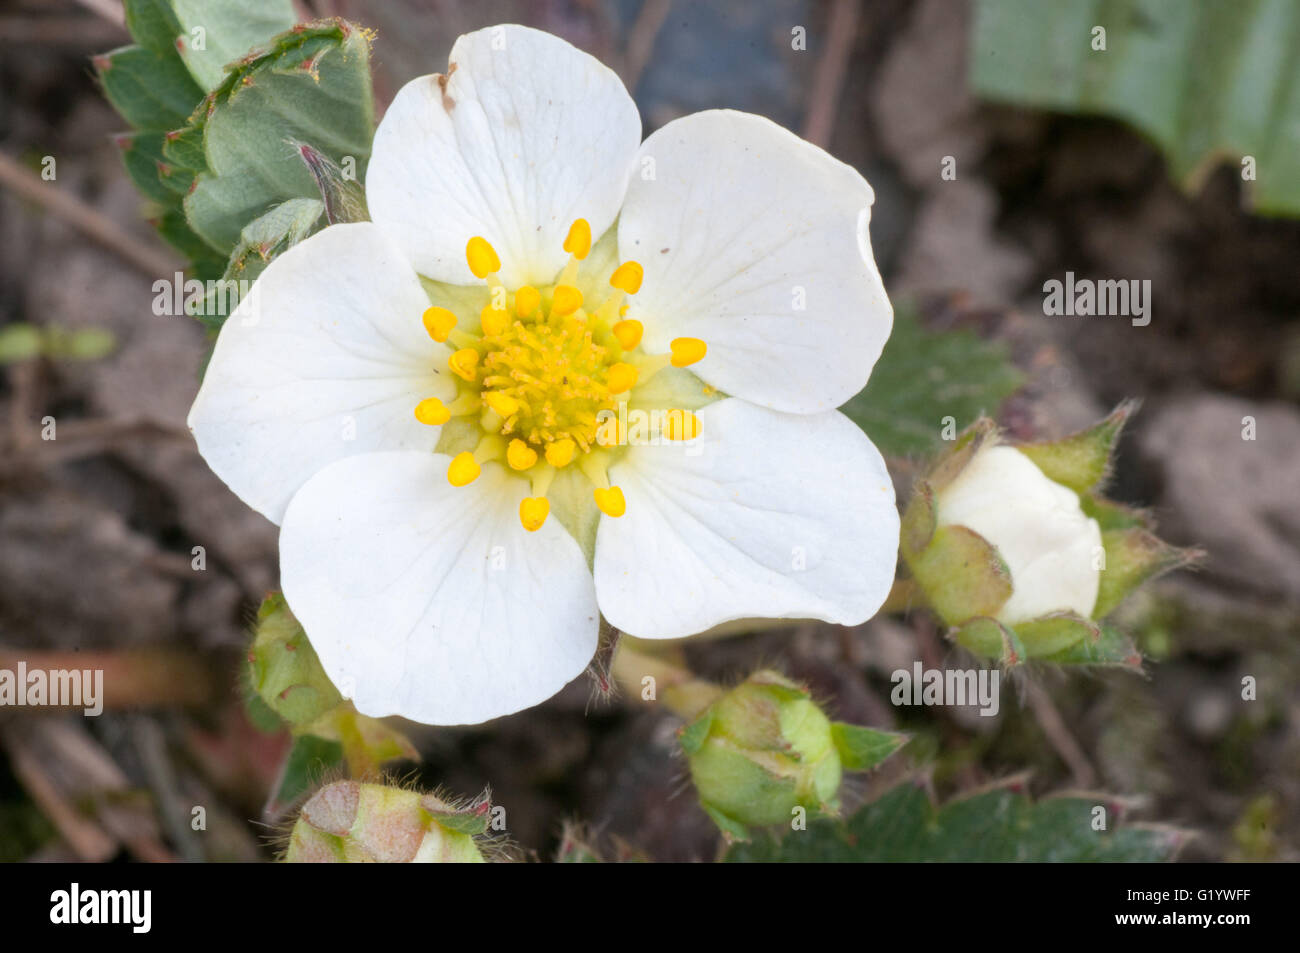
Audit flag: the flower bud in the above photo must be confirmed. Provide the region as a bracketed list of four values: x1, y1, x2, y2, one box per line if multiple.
[680, 670, 904, 841]
[900, 406, 1198, 668]
[937, 444, 1101, 624]
[285, 781, 488, 863]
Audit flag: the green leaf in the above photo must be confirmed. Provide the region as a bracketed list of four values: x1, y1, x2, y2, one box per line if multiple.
[726, 782, 1187, 862]
[840, 308, 1022, 458]
[180, 22, 375, 253]
[96, 44, 203, 131]
[971, 0, 1300, 217]
[195, 197, 324, 329]
[117, 132, 173, 203]
[168, 0, 297, 92]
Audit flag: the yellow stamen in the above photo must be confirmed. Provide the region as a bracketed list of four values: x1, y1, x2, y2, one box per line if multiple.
[515, 285, 540, 319]
[449, 347, 480, 381]
[506, 438, 538, 470]
[606, 362, 638, 395]
[551, 285, 583, 317]
[611, 319, 643, 350]
[670, 337, 707, 367]
[610, 261, 643, 295]
[447, 451, 481, 487]
[483, 304, 513, 337]
[664, 409, 701, 440]
[530, 463, 557, 499]
[483, 391, 521, 419]
[593, 485, 626, 518]
[545, 437, 576, 468]
[519, 496, 550, 532]
[563, 219, 592, 260]
[414, 397, 451, 426]
[466, 236, 500, 279]
[422, 306, 458, 343]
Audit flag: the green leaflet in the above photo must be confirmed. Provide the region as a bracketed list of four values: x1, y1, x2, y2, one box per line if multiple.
[971, 0, 1300, 217]
[726, 781, 1187, 862]
[840, 308, 1022, 458]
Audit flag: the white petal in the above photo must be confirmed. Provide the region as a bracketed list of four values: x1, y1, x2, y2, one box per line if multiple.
[366, 24, 642, 288]
[280, 452, 599, 726]
[619, 110, 892, 413]
[937, 446, 1102, 623]
[188, 223, 451, 525]
[593, 399, 898, 638]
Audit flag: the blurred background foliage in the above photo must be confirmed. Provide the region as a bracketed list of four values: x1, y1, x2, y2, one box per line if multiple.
[0, 0, 1296, 862]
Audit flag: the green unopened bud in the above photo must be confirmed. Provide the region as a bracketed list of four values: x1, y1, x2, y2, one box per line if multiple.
[285, 781, 487, 863]
[681, 670, 905, 841]
[901, 405, 1198, 668]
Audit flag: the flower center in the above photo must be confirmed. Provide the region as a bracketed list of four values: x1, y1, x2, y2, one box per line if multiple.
[412, 221, 707, 532]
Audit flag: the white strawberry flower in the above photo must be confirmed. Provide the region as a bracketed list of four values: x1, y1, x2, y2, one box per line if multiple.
[188, 24, 897, 726]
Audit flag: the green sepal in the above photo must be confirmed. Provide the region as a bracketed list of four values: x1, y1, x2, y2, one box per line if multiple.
[677, 708, 714, 757]
[928, 416, 999, 491]
[421, 798, 492, 837]
[1039, 622, 1143, 670]
[899, 480, 937, 558]
[1014, 610, 1099, 658]
[1017, 399, 1137, 493]
[1095, 528, 1203, 618]
[273, 734, 345, 807]
[906, 524, 1012, 626]
[950, 616, 1027, 666]
[830, 723, 908, 771]
[1081, 493, 1151, 531]
[702, 804, 755, 844]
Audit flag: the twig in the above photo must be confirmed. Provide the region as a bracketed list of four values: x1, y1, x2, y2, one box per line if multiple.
[73, 0, 125, 27]
[0, 16, 125, 46]
[0, 723, 118, 862]
[802, 0, 862, 149]
[622, 0, 673, 94]
[1024, 680, 1098, 787]
[0, 150, 179, 279]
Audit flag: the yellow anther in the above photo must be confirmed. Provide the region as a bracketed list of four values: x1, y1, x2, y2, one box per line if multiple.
[519, 496, 550, 532]
[483, 391, 521, 418]
[611, 319, 643, 351]
[466, 236, 500, 279]
[447, 451, 481, 487]
[480, 304, 511, 337]
[414, 397, 451, 426]
[449, 347, 480, 381]
[610, 261, 643, 295]
[664, 409, 701, 440]
[593, 485, 626, 518]
[670, 337, 707, 367]
[422, 306, 458, 343]
[551, 285, 583, 317]
[563, 219, 592, 260]
[515, 285, 541, 319]
[507, 438, 538, 471]
[606, 362, 638, 395]
[545, 437, 576, 468]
